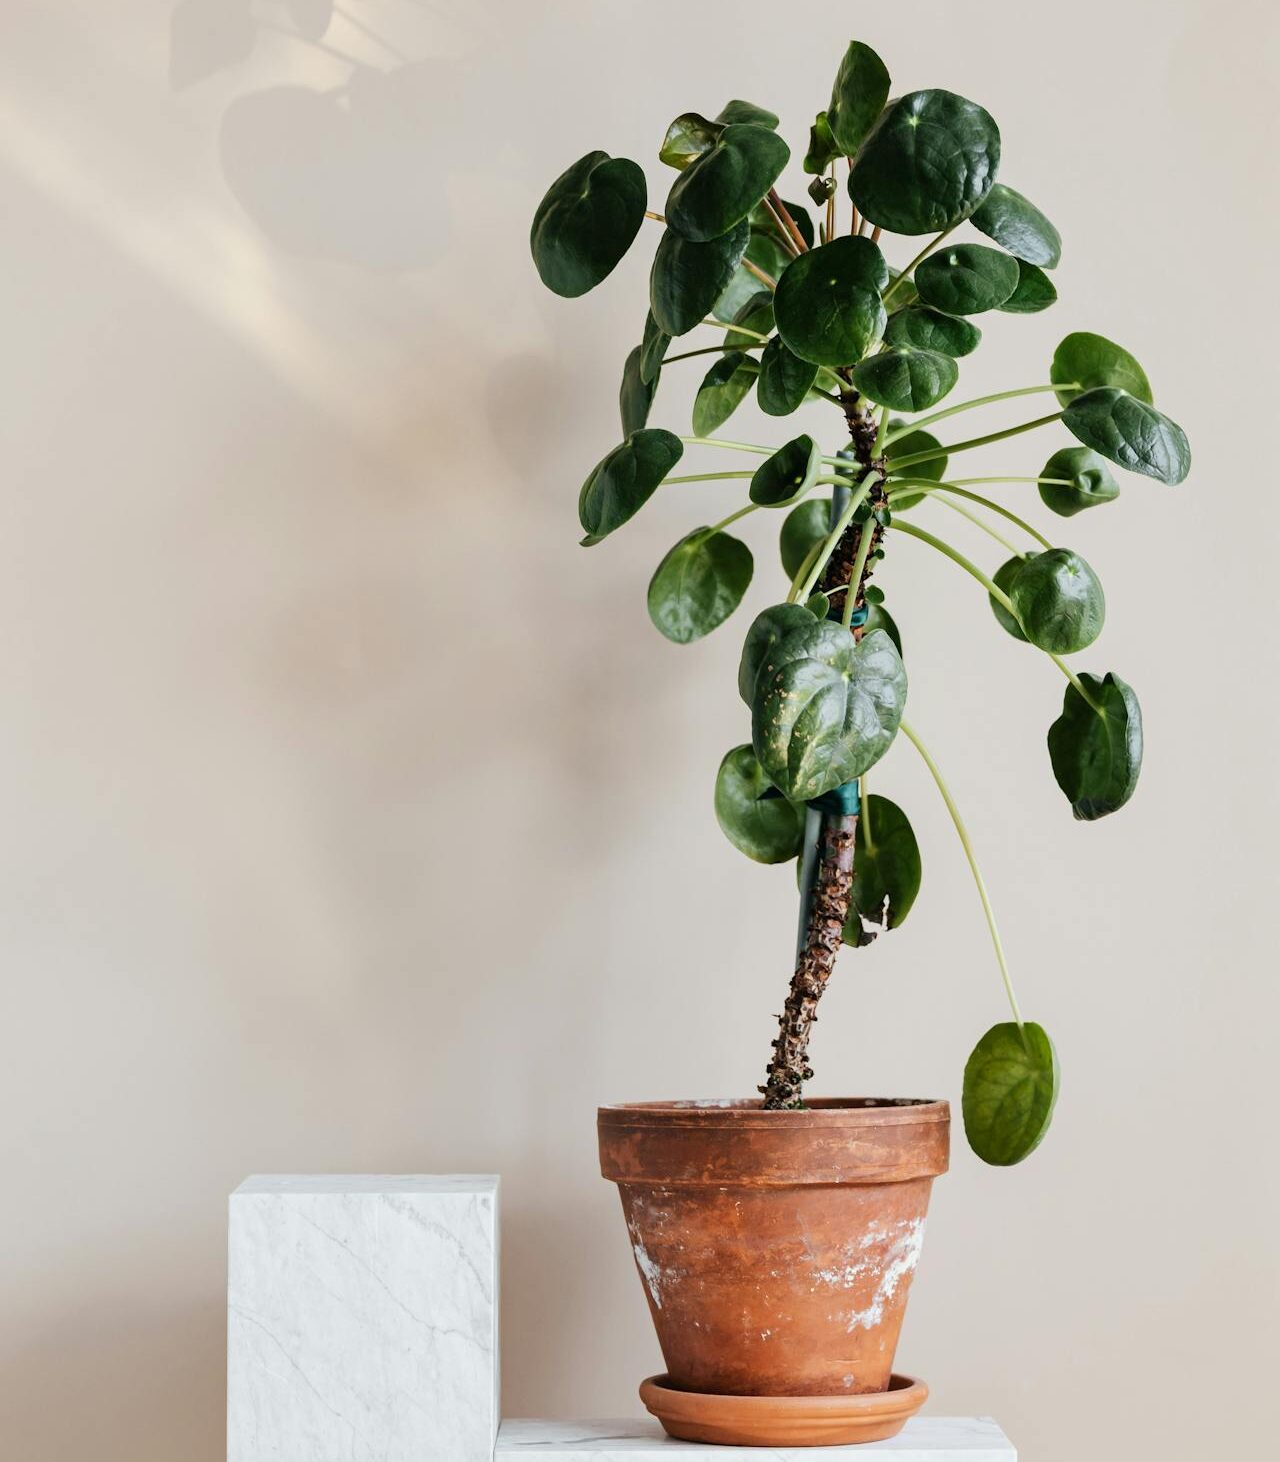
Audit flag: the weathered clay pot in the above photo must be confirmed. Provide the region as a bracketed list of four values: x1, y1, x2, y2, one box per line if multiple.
[598, 1098, 948, 1428]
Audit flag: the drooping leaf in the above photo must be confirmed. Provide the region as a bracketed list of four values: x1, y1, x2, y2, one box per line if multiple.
[989, 555, 1028, 641]
[717, 99, 779, 128]
[885, 424, 947, 509]
[1050, 332, 1152, 407]
[1063, 388, 1190, 484]
[863, 585, 903, 655]
[651, 219, 750, 335]
[665, 123, 791, 242]
[640, 310, 671, 384]
[659, 112, 721, 171]
[805, 591, 831, 619]
[530, 151, 647, 298]
[804, 111, 840, 174]
[752, 623, 907, 800]
[692, 351, 757, 436]
[849, 89, 1000, 236]
[714, 745, 805, 864]
[620, 345, 657, 435]
[779, 498, 832, 580]
[1047, 671, 1143, 819]
[843, 794, 921, 942]
[885, 306, 981, 357]
[969, 183, 1061, 268]
[915, 243, 1020, 315]
[750, 433, 822, 506]
[963, 1022, 1060, 1166]
[738, 601, 820, 703]
[579, 429, 683, 544]
[648, 528, 753, 643]
[999, 259, 1057, 314]
[1008, 548, 1105, 653]
[827, 40, 891, 154]
[1038, 446, 1120, 517]
[725, 289, 774, 351]
[851, 347, 958, 411]
[774, 236, 888, 366]
[758, 335, 820, 416]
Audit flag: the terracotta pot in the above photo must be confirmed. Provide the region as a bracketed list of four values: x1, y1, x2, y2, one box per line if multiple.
[598, 1099, 949, 1411]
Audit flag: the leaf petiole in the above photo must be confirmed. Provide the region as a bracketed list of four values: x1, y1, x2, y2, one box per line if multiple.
[888, 412, 1065, 471]
[883, 385, 1078, 446]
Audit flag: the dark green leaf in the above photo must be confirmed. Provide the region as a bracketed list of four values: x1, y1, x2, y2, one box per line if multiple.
[864, 594, 902, 655]
[619, 345, 657, 435]
[1038, 446, 1120, 517]
[851, 347, 958, 411]
[999, 259, 1057, 314]
[714, 745, 805, 863]
[640, 310, 670, 384]
[850, 89, 1000, 235]
[665, 124, 790, 242]
[713, 228, 792, 321]
[843, 794, 921, 942]
[989, 555, 1028, 641]
[726, 289, 774, 350]
[1008, 548, 1105, 653]
[885, 424, 947, 509]
[969, 183, 1061, 267]
[578, 429, 683, 544]
[883, 267, 918, 308]
[804, 111, 840, 174]
[1047, 671, 1142, 819]
[660, 112, 721, 171]
[750, 433, 822, 506]
[738, 601, 819, 703]
[963, 1022, 1060, 1166]
[885, 306, 981, 357]
[651, 219, 750, 335]
[1050, 332, 1152, 407]
[530, 151, 647, 298]
[1063, 388, 1190, 484]
[774, 236, 888, 366]
[758, 335, 820, 416]
[760, 197, 816, 250]
[915, 243, 1020, 314]
[779, 498, 831, 579]
[717, 99, 779, 128]
[805, 591, 831, 618]
[827, 40, 891, 154]
[752, 623, 907, 800]
[692, 351, 757, 436]
[648, 528, 753, 643]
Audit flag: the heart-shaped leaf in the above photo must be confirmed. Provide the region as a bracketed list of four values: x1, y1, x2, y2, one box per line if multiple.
[849, 89, 1000, 236]
[988, 555, 1028, 641]
[999, 259, 1057, 314]
[1063, 388, 1190, 484]
[648, 528, 753, 643]
[750, 433, 822, 506]
[717, 99, 779, 128]
[885, 424, 947, 509]
[963, 1022, 1060, 1165]
[1047, 671, 1142, 819]
[640, 310, 671, 384]
[660, 111, 722, 171]
[827, 40, 891, 154]
[804, 111, 840, 174]
[758, 336, 820, 416]
[774, 236, 888, 366]
[752, 623, 907, 800]
[851, 347, 958, 411]
[885, 306, 981, 357]
[530, 151, 647, 298]
[665, 123, 791, 242]
[620, 345, 657, 435]
[779, 498, 832, 579]
[738, 601, 820, 703]
[843, 794, 921, 942]
[1008, 548, 1106, 653]
[1051, 332, 1152, 407]
[579, 429, 683, 544]
[969, 183, 1061, 268]
[915, 243, 1020, 314]
[651, 219, 750, 335]
[692, 351, 757, 436]
[1039, 446, 1120, 517]
[714, 744, 805, 863]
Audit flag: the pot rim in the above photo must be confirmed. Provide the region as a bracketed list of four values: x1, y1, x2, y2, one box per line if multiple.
[598, 1097, 949, 1131]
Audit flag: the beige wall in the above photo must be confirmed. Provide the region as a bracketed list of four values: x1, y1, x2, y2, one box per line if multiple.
[2, 2, 1276, 1458]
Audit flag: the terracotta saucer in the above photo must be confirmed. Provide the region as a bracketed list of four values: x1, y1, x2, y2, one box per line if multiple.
[638, 1372, 928, 1448]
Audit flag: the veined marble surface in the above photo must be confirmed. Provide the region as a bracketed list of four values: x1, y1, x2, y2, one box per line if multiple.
[496, 1417, 1015, 1459]
[227, 1174, 499, 1462]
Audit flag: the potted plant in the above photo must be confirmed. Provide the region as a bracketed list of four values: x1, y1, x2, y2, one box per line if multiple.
[531, 39, 1188, 1448]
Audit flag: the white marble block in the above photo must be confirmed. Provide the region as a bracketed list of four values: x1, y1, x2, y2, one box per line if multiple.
[227, 1175, 499, 1462]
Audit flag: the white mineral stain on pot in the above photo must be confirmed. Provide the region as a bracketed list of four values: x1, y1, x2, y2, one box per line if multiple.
[842, 1217, 925, 1332]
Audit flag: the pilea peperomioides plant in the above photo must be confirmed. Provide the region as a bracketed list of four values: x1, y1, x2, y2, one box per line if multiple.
[531, 41, 1189, 1164]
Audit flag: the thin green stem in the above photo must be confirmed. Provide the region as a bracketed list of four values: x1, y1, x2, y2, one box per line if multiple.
[882, 226, 955, 306]
[899, 719, 1023, 1027]
[663, 343, 763, 366]
[743, 259, 778, 290]
[679, 435, 772, 457]
[883, 385, 1077, 446]
[787, 538, 827, 604]
[872, 406, 890, 458]
[860, 773, 874, 851]
[890, 518, 1011, 604]
[841, 513, 878, 629]
[698, 319, 772, 344]
[663, 471, 756, 484]
[708, 504, 758, 534]
[946, 476, 1075, 488]
[1047, 654, 1103, 710]
[798, 479, 873, 602]
[888, 482, 1053, 551]
[888, 412, 1065, 471]
[933, 493, 1024, 555]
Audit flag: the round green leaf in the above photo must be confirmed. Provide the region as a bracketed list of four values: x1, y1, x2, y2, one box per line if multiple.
[827, 40, 891, 154]
[665, 124, 790, 242]
[774, 236, 888, 366]
[692, 351, 757, 436]
[648, 528, 753, 643]
[750, 433, 822, 506]
[999, 259, 1057, 314]
[660, 112, 721, 171]
[863, 585, 903, 656]
[779, 498, 831, 579]
[530, 152, 647, 298]
[963, 1022, 1060, 1166]
[885, 424, 947, 509]
[1050, 332, 1152, 407]
[1062, 388, 1190, 485]
[851, 347, 958, 412]
[1038, 446, 1120, 517]
[579, 429, 683, 544]
[651, 219, 750, 336]
[885, 306, 981, 357]
[915, 244, 1020, 315]
[804, 111, 839, 174]
[738, 601, 820, 703]
[752, 623, 907, 800]
[758, 336, 819, 416]
[1009, 548, 1105, 654]
[1047, 671, 1142, 820]
[717, 99, 779, 128]
[969, 183, 1061, 268]
[988, 555, 1028, 641]
[843, 794, 921, 942]
[620, 345, 657, 436]
[640, 310, 671, 384]
[849, 90, 1000, 236]
[714, 745, 805, 863]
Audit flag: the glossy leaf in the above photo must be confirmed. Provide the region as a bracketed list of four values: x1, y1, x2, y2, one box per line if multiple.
[666, 123, 791, 242]
[1008, 548, 1105, 653]
[530, 151, 647, 298]
[779, 498, 832, 580]
[989, 555, 1028, 641]
[619, 345, 657, 435]
[850, 89, 1000, 236]
[804, 111, 840, 174]
[885, 306, 981, 357]
[915, 243, 1020, 315]
[752, 623, 907, 800]
[640, 310, 670, 384]
[999, 259, 1057, 314]
[651, 219, 750, 335]
[1051, 332, 1151, 407]
[851, 347, 958, 411]
[750, 433, 822, 507]
[714, 745, 805, 863]
[963, 1022, 1060, 1165]
[774, 236, 888, 366]
[843, 794, 921, 942]
[692, 351, 757, 436]
[1063, 388, 1190, 485]
[717, 99, 779, 128]
[738, 602, 819, 703]
[758, 335, 819, 416]
[660, 112, 721, 171]
[1048, 672, 1143, 819]
[648, 528, 753, 643]
[885, 424, 947, 509]
[578, 429, 682, 544]
[969, 183, 1061, 267]
[1038, 446, 1120, 517]
[827, 40, 891, 154]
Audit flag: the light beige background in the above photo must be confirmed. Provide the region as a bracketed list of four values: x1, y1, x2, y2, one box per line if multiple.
[2, 2, 1276, 1458]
